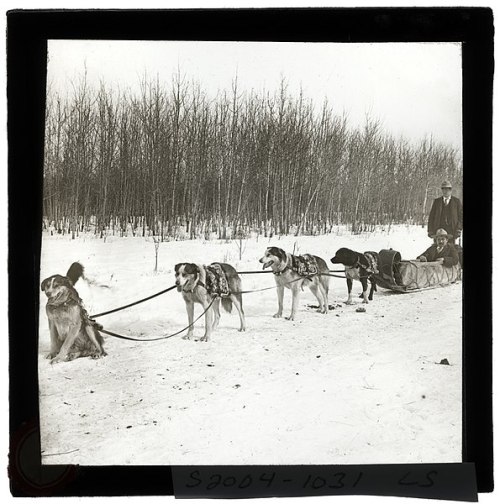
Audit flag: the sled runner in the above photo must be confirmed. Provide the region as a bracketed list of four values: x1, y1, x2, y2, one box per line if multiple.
[373, 249, 462, 293]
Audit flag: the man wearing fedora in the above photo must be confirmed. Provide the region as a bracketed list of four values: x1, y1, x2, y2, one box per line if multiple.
[417, 228, 459, 267]
[427, 180, 463, 245]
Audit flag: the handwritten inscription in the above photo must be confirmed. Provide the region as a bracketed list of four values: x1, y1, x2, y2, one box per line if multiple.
[185, 469, 439, 493]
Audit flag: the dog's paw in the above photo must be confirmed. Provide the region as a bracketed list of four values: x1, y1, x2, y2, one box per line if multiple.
[273, 313, 282, 318]
[344, 300, 354, 305]
[45, 352, 57, 360]
[285, 315, 295, 321]
[182, 333, 194, 340]
[362, 299, 369, 304]
[199, 336, 209, 342]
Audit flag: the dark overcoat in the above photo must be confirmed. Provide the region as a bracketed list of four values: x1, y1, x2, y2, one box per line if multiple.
[427, 195, 463, 239]
[418, 243, 459, 267]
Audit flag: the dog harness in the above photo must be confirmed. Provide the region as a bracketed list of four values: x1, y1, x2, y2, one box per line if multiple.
[46, 285, 82, 308]
[46, 288, 103, 330]
[203, 263, 231, 297]
[345, 252, 379, 280]
[363, 252, 379, 274]
[275, 253, 319, 277]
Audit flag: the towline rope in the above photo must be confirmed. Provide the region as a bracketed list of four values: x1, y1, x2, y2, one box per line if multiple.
[96, 298, 216, 342]
[238, 269, 345, 275]
[90, 284, 177, 319]
[90, 270, 345, 319]
[89, 268, 345, 342]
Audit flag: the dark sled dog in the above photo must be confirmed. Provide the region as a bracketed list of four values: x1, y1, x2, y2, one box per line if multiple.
[41, 262, 106, 364]
[259, 247, 329, 320]
[174, 262, 246, 341]
[330, 248, 379, 304]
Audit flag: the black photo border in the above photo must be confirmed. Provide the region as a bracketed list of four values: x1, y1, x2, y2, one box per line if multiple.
[7, 7, 493, 497]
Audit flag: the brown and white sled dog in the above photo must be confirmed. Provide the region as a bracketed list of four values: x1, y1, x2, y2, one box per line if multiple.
[41, 262, 106, 364]
[174, 263, 246, 342]
[259, 247, 330, 321]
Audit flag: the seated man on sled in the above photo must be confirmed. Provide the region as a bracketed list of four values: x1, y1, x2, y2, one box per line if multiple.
[417, 228, 459, 267]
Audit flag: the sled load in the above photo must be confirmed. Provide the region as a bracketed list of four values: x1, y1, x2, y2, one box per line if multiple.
[373, 249, 462, 293]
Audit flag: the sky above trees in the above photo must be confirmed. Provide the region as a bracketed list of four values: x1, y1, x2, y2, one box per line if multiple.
[47, 40, 462, 151]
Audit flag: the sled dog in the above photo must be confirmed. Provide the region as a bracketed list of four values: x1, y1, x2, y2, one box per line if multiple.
[259, 247, 329, 320]
[174, 262, 246, 342]
[41, 262, 106, 364]
[330, 248, 379, 304]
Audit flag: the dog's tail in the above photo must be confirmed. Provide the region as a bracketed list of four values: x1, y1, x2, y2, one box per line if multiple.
[66, 262, 85, 285]
[221, 290, 244, 313]
[221, 297, 233, 313]
[315, 256, 330, 295]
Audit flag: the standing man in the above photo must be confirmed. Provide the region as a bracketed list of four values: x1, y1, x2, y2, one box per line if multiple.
[427, 180, 463, 244]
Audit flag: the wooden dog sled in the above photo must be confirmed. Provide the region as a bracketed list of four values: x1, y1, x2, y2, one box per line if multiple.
[373, 249, 462, 293]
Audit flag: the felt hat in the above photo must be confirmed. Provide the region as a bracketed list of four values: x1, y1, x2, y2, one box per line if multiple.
[441, 180, 452, 188]
[433, 228, 452, 239]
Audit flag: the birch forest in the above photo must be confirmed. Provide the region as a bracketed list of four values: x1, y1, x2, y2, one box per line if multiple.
[43, 75, 462, 239]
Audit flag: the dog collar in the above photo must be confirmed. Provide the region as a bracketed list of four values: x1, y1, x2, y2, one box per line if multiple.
[273, 267, 287, 275]
[274, 255, 291, 275]
[47, 297, 72, 307]
[183, 280, 206, 292]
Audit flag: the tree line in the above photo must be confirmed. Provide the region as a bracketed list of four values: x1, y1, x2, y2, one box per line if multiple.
[43, 74, 462, 239]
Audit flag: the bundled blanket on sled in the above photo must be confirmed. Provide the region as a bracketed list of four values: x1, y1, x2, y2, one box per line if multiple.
[373, 249, 461, 292]
[398, 261, 461, 291]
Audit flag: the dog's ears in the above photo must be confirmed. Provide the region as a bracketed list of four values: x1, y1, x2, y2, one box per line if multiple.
[331, 248, 346, 263]
[174, 263, 199, 275]
[184, 263, 199, 275]
[41, 274, 75, 291]
[41, 277, 49, 291]
[268, 247, 286, 262]
[331, 248, 357, 265]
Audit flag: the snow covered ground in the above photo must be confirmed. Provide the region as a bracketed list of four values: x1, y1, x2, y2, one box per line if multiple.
[37, 225, 462, 466]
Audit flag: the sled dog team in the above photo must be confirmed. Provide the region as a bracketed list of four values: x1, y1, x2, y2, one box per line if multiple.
[41, 246, 381, 363]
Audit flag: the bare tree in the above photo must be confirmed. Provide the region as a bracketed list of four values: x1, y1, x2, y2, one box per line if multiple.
[43, 74, 462, 239]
